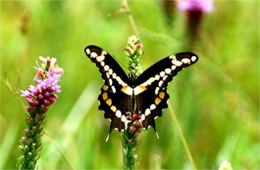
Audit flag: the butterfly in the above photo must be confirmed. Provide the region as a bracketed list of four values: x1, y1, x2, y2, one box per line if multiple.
[85, 45, 198, 140]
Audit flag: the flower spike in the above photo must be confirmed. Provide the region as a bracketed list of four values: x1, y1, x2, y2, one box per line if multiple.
[17, 56, 63, 169]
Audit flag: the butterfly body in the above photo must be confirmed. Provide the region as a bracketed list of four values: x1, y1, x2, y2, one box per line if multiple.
[85, 45, 198, 136]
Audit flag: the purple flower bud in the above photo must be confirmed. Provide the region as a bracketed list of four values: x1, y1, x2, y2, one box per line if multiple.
[21, 136, 26, 143]
[44, 92, 50, 97]
[26, 106, 30, 111]
[50, 85, 61, 93]
[44, 99, 50, 105]
[38, 94, 44, 100]
[24, 128, 29, 134]
[133, 113, 138, 118]
[46, 57, 51, 67]
[41, 85, 46, 91]
[133, 120, 140, 126]
[130, 125, 136, 131]
[26, 97, 34, 105]
[48, 97, 56, 103]
[26, 106, 33, 113]
[134, 132, 139, 137]
[26, 117, 32, 124]
[135, 43, 142, 50]
[40, 104, 46, 110]
[32, 126, 37, 131]
[37, 69, 45, 79]
[125, 47, 133, 55]
[33, 100, 38, 105]
[30, 106, 36, 112]
[49, 87, 54, 92]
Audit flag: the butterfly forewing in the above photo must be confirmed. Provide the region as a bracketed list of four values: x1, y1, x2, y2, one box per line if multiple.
[85, 45, 132, 132]
[135, 52, 198, 130]
[85, 45, 130, 88]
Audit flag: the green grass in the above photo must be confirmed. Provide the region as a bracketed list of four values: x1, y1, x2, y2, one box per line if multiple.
[0, 0, 259, 169]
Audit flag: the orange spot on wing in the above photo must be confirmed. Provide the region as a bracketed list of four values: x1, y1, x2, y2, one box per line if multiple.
[103, 85, 109, 91]
[110, 105, 116, 112]
[106, 98, 112, 106]
[102, 92, 108, 100]
[159, 92, 165, 99]
[155, 97, 161, 105]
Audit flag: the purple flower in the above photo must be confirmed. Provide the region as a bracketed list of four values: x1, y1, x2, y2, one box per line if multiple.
[21, 56, 64, 113]
[177, 0, 213, 13]
[18, 56, 63, 169]
[176, 0, 214, 48]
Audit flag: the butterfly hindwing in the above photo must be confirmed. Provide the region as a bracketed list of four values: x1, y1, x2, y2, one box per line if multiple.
[135, 52, 198, 130]
[98, 84, 131, 132]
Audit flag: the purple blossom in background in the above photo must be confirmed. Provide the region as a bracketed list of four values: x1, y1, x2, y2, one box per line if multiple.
[177, 0, 214, 49]
[177, 0, 213, 13]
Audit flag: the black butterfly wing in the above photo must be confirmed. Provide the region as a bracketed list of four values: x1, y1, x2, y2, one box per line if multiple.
[85, 45, 132, 133]
[135, 52, 198, 131]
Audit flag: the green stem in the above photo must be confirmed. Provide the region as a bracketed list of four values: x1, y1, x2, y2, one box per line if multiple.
[122, 35, 143, 170]
[122, 130, 138, 169]
[17, 109, 46, 169]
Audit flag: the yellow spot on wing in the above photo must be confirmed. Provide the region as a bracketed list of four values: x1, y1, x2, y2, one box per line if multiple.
[121, 86, 127, 92]
[155, 97, 161, 105]
[134, 86, 147, 95]
[102, 92, 108, 100]
[106, 98, 112, 106]
[121, 86, 133, 95]
[159, 92, 165, 99]
[111, 105, 116, 112]
[139, 86, 147, 91]
[103, 85, 109, 91]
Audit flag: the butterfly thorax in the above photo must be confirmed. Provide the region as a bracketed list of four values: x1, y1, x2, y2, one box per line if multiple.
[127, 73, 137, 88]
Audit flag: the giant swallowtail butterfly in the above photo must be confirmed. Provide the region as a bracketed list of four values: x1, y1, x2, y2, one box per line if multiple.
[85, 45, 198, 139]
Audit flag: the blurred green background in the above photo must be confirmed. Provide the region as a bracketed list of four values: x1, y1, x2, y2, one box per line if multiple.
[0, 0, 259, 169]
